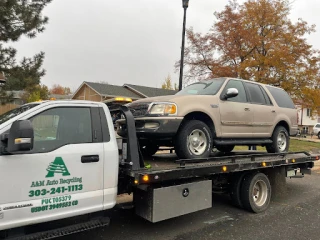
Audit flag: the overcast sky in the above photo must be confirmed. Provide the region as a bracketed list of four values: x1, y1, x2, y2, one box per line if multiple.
[10, 0, 320, 91]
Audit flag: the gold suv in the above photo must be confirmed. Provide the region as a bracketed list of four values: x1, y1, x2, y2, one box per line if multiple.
[117, 77, 298, 159]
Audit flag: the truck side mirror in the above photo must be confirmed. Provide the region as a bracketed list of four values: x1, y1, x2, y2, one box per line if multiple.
[222, 88, 239, 100]
[7, 120, 34, 153]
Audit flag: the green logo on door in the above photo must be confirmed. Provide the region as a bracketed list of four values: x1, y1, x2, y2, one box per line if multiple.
[46, 157, 70, 178]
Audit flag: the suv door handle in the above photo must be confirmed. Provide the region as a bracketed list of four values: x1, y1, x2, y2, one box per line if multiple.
[244, 108, 250, 111]
[81, 155, 99, 163]
[272, 110, 276, 113]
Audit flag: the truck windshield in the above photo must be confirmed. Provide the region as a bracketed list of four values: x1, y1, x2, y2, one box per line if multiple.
[0, 103, 39, 124]
[176, 78, 226, 95]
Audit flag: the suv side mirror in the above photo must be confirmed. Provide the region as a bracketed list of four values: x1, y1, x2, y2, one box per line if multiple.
[7, 120, 34, 153]
[222, 88, 239, 100]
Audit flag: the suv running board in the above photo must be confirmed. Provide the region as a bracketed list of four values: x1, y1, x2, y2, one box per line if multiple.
[214, 139, 273, 145]
[10, 217, 110, 240]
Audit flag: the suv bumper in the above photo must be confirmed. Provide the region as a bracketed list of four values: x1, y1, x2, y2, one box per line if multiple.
[117, 117, 183, 139]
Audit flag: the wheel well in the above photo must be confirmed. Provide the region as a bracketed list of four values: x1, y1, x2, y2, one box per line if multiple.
[181, 112, 216, 137]
[275, 121, 289, 133]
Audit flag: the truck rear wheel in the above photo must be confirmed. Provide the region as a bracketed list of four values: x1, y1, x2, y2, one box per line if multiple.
[175, 120, 213, 159]
[266, 126, 289, 153]
[240, 172, 271, 213]
[229, 172, 247, 208]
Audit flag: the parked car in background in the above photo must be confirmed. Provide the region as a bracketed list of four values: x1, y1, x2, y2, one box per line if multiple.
[313, 123, 320, 139]
[117, 77, 298, 159]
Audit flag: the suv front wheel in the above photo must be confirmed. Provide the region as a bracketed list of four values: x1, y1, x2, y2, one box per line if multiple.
[266, 126, 289, 153]
[175, 120, 213, 159]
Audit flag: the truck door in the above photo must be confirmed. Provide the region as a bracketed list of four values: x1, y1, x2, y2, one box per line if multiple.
[0, 105, 107, 230]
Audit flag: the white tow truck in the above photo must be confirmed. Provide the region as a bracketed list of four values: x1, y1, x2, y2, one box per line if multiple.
[0, 100, 318, 239]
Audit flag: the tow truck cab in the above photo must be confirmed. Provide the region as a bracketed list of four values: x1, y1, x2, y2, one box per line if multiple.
[0, 100, 119, 231]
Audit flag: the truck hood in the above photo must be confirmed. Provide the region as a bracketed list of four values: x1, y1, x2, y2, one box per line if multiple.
[129, 94, 219, 106]
[130, 95, 195, 104]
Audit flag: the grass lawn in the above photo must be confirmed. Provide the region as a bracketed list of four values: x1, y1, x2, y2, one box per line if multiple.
[234, 139, 319, 153]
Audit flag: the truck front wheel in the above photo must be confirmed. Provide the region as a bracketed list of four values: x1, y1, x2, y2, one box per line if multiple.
[175, 120, 213, 159]
[240, 172, 271, 213]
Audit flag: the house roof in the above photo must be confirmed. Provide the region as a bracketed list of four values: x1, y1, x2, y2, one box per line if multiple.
[123, 84, 178, 97]
[84, 82, 142, 99]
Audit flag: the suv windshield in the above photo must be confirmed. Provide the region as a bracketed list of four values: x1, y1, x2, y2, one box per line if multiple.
[0, 103, 40, 125]
[176, 78, 226, 95]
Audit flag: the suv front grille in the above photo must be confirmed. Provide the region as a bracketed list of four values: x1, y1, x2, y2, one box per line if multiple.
[128, 102, 151, 117]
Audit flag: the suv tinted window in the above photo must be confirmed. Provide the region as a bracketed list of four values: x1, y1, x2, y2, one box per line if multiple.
[30, 107, 92, 153]
[266, 86, 295, 109]
[315, 124, 320, 128]
[245, 83, 267, 105]
[222, 79, 247, 103]
[176, 78, 226, 95]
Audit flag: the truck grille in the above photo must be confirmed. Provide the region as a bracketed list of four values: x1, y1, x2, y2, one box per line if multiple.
[128, 102, 150, 117]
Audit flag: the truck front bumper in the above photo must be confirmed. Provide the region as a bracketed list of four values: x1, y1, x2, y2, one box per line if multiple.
[117, 117, 183, 139]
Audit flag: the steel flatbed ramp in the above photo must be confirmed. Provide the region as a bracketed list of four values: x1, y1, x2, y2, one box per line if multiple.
[126, 152, 318, 184]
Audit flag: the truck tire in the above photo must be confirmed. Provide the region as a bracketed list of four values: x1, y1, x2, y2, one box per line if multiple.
[230, 172, 247, 208]
[240, 172, 271, 213]
[216, 145, 235, 153]
[141, 143, 159, 157]
[266, 126, 289, 153]
[175, 120, 213, 159]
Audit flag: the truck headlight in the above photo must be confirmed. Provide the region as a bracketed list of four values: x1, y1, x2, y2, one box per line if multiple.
[149, 103, 177, 115]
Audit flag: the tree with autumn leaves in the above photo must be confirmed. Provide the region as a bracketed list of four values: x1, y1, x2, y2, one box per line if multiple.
[180, 0, 320, 113]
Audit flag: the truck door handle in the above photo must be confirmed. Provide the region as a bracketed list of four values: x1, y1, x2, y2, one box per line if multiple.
[244, 108, 250, 111]
[81, 155, 99, 163]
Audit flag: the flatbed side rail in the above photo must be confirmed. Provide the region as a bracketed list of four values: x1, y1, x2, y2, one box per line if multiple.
[131, 153, 319, 185]
[175, 151, 312, 166]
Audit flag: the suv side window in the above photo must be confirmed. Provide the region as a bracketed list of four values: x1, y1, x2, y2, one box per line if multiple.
[245, 82, 267, 105]
[266, 86, 295, 109]
[222, 80, 247, 103]
[29, 107, 93, 153]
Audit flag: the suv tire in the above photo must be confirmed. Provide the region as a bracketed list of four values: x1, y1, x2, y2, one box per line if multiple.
[266, 126, 289, 153]
[318, 132, 320, 139]
[175, 120, 213, 159]
[216, 145, 235, 153]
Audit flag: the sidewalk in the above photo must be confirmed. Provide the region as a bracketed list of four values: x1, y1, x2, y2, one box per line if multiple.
[291, 136, 320, 143]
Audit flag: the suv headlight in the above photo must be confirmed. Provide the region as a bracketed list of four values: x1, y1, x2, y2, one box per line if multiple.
[149, 103, 177, 115]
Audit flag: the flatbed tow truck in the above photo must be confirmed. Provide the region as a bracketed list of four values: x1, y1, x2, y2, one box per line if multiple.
[0, 100, 318, 239]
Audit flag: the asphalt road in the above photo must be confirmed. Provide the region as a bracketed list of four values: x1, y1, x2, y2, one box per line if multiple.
[58, 165, 320, 240]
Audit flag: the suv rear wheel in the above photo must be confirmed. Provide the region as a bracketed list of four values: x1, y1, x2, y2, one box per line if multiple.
[266, 126, 289, 153]
[216, 145, 235, 153]
[175, 120, 213, 159]
[318, 132, 320, 139]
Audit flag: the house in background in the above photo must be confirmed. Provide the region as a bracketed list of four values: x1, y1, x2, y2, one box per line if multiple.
[72, 81, 177, 101]
[296, 103, 320, 134]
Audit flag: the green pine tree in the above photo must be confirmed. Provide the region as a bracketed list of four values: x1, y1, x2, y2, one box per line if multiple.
[0, 0, 52, 104]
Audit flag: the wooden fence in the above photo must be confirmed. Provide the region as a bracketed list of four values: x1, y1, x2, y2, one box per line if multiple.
[0, 104, 18, 115]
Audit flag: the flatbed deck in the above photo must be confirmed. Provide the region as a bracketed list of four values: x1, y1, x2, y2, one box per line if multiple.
[124, 151, 318, 184]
